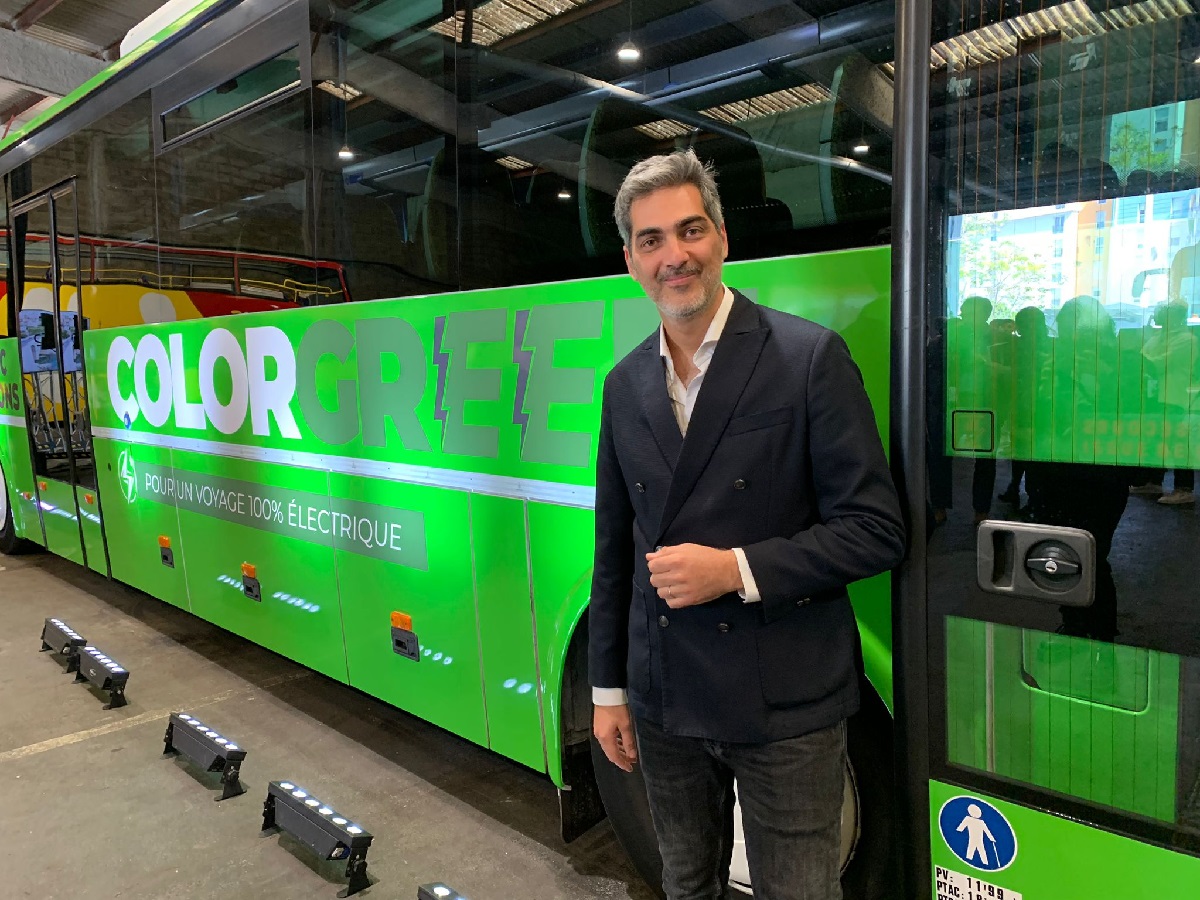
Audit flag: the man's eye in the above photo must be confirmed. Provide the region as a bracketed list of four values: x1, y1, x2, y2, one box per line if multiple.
[641, 238, 658, 249]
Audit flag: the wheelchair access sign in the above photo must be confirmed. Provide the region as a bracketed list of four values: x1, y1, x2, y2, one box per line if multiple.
[938, 795, 1018, 872]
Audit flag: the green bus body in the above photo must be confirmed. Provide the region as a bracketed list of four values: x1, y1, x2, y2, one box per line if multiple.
[0, 249, 895, 787]
[4, 0, 1200, 896]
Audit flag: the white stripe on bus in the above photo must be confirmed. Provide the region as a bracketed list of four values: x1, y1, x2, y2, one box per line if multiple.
[91, 426, 597, 509]
[0, 415, 27, 429]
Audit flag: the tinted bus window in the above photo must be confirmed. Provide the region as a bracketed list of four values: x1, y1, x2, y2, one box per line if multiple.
[311, 5, 459, 302]
[321, 0, 895, 294]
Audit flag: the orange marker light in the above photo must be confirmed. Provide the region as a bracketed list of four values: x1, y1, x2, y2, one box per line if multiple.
[38, 481, 48, 491]
[84, 493, 95, 505]
[158, 535, 171, 549]
[241, 562, 257, 579]
[391, 612, 413, 631]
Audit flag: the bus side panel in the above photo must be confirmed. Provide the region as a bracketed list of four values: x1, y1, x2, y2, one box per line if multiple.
[469, 494, 545, 770]
[337, 473, 487, 747]
[36, 477, 84, 565]
[93, 437, 190, 610]
[930, 781, 1200, 898]
[0, 337, 43, 545]
[168, 449, 349, 684]
[528, 502, 596, 787]
[79, 490, 106, 575]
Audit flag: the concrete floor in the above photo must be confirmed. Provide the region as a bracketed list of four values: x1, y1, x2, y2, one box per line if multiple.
[0, 552, 658, 900]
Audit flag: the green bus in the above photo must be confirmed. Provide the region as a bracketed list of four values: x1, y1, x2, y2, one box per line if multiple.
[1, 1, 1198, 898]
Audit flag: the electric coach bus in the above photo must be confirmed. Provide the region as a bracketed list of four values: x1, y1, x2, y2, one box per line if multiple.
[1, 1, 1198, 897]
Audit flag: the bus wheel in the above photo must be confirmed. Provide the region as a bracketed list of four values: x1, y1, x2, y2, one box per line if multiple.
[0, 463, 33, 555]
[590, 688, 894, 900]
[589, 737, 665, 899]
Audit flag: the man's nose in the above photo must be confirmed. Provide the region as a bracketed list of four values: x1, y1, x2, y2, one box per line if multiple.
[661, 234, 688, 267]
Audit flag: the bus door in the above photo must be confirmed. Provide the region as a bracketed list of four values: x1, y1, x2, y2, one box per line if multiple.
[909, 2, 1200, 898]
[11, 182, 108, 574]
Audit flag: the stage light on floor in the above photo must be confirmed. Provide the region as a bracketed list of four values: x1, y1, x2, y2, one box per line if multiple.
[418, 883, 469, 900]
[73, 646, 129, 708]
[40, 618, 86, 672]
[261, 780, 373, 896]
[163, 712, 248, 801]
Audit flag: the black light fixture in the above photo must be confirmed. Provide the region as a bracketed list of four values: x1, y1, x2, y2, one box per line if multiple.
[40, 617, 86, 672]
[261, 780, 373, 896]
[163, 713, 248, 801]
[418, 884, 470, 900]
[74, 645, 129, 709]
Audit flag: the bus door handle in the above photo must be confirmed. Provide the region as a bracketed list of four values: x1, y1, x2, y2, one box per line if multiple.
[976, 521, 1096, 607]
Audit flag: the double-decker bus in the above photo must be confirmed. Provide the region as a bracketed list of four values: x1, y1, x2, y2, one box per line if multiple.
[1, 1, 1198, 898]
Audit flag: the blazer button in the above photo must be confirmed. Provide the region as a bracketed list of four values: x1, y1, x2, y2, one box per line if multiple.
[717, 623, 731, 633]
[797, 597, 811, 607]
[658, 615, 669, 628]
[635, 482, 646, 493]
[733, 479, 746, 490]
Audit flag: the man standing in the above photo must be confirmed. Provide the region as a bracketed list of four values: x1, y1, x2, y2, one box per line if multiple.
[589, 149, 904, 900]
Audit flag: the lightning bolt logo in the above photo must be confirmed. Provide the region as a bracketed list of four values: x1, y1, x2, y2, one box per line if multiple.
[512, 309, 532, 444]
[432, 315, 450, 439]
[117, 448, 137, 503]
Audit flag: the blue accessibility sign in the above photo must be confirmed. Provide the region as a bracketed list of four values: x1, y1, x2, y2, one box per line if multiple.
[938, 795, 1018, 872]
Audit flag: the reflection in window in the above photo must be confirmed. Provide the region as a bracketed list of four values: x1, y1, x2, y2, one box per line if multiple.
[316, 0, 896, 295]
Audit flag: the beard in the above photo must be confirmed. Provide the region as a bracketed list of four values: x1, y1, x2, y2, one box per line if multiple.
[650, 265, 722, 321]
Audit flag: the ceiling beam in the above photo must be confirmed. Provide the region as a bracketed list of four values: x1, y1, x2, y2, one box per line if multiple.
[10, 0, 69, 32]
[1, 91, 46, 124]
[0, 27, 104, 97]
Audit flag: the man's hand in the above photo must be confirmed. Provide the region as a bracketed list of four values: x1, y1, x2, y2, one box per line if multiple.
[647, 543, 742, 608]
[594, 703, 638, 772]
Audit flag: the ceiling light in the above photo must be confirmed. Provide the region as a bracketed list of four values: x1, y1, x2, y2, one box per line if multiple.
[853, 144, 870, 155]
[338, 145, 354, 161]
[617, 41, 640, 62]
[557, 187, 572, 200]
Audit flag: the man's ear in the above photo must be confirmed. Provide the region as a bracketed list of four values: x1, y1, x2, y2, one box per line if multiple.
[623, 243, 634, 275]
[719, 223, 729, 260]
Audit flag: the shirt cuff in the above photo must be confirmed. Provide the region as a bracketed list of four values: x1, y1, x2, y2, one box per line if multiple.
[733, 547, 761, 603]
[592, 686, 629, 706]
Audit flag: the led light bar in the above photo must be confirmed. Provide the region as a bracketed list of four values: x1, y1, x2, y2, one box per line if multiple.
[262, 780, 373, 895]
[163, 713, 248, 801]
[73, 645, 129, 709]
[39, 618, 87, 671]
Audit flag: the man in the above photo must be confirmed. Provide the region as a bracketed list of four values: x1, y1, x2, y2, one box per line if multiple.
[589, 149, 905, 900]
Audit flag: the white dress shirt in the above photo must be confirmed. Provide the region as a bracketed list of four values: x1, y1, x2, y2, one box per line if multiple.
[593, 287, 762, 707]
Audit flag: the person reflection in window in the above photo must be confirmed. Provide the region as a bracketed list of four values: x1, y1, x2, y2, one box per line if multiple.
[1130, 302, 1198, 505]
[1034, 297, 1127, 641]
[1001, 306, 1053, 513]
[948, 296, 1000, 524]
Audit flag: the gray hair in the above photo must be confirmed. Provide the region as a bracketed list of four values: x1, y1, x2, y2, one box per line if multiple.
[614, 149, 724, 247]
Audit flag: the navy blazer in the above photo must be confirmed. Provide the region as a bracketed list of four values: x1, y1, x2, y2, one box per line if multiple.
[588, 290, 905, 743]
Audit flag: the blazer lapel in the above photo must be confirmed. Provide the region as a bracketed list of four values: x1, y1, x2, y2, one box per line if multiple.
[655, 292, 768, 543]
[637, 338, 684, 469]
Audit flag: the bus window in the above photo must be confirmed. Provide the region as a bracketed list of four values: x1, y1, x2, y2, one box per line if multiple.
[310, 9, 458, 302]
[156, 91, 319, 312]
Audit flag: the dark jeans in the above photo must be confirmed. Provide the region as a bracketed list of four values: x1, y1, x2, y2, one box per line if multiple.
[635, 716, 846, 900]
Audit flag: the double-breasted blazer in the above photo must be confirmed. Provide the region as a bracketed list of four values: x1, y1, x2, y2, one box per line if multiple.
[588, 290, 905, 743]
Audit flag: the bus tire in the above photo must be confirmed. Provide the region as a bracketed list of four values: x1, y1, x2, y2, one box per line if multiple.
[590, 684, 894, 900]
[0, 462, 33, 556]
[589, 736, 666, 899]
[839, 686, 896, 900]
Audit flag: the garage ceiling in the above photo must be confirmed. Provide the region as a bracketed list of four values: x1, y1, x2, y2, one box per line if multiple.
[0, 0, 167, 136]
